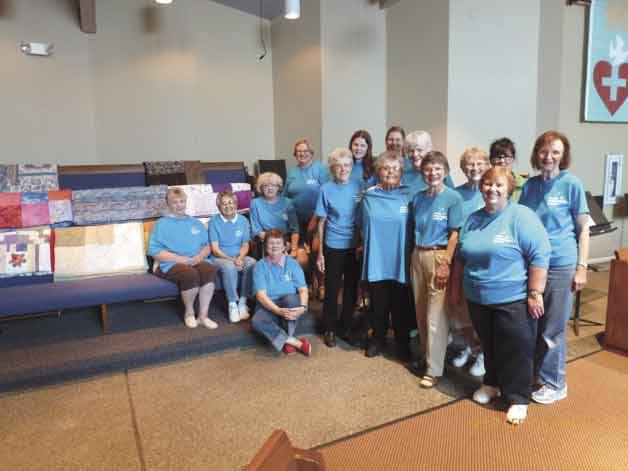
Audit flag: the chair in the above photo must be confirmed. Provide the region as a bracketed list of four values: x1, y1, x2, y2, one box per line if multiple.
[605, 249, 628, 353]
[258, 159, 287, 183]
[244, 429, 325, 471]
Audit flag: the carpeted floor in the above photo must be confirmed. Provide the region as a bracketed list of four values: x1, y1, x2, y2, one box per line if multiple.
[317, 349, 628, 471]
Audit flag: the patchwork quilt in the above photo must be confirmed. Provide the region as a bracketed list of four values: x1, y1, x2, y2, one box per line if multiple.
[72, 185, 167, 225]
[169, 183, 251, 217]
[0, 190, 73, 229]
[16, 164, 59, 192]
[0, 226, 53, 287]
[0, 165, 18, 192]
[54, 222, 148, 281]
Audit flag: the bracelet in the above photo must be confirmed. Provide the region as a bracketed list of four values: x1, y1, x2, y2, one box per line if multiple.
[577, 262, 588, 269]
[528, 289, 543, 299]
[300, 304, 308, 308]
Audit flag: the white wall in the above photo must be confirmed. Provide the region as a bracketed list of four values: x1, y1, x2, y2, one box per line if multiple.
[386, 0, 449, 156]
[320, 0, 387, 160]
[0, 0, 275, 168]
[447, 0, 541, 183]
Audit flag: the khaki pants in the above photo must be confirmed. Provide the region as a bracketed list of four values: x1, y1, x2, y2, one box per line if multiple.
[411, 248, 449, 377]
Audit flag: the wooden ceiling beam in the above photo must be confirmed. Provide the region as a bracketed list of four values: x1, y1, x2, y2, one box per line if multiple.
[79, 0, 96, 34]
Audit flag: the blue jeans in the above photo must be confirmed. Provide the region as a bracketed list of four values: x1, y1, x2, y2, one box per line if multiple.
[210, 256, 256, 303]
[251, 293, 303, 351]
[536, 265, 575, 390]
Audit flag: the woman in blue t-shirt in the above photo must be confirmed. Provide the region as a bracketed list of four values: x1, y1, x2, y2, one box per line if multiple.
[316, 148, 363, 348]
[359, 151, 413, 359]
[410, 151, 463, 389]
[451, 166, 551, 425]
[449, 147, 490, 377]
[520, 131, 590, 406]
[349, 129, 377, 187]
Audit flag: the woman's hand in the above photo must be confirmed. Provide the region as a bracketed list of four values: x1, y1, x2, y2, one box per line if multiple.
[572, 265, 587, 292]
[233, 256, 244, 267]
[277, 306, 305, 320]
[317, 253, 325, 274]
[527, 293, 544, 319]
[434, 262, 450, 290]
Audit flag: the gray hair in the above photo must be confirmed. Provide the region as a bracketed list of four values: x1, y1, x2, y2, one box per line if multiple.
[405, 130, 433, 150]
[374, 150, 404, 173]
[328, 147, 353, 170]
[255, 171, 283, 194]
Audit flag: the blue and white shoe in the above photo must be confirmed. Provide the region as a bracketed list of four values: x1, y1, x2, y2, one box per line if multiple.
[531, 384, 568, 404]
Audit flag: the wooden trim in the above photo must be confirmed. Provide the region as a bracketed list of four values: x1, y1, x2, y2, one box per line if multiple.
[58, 164, 145, 174]
[100, 304, 109, 333]
[79, 0, 96, 34]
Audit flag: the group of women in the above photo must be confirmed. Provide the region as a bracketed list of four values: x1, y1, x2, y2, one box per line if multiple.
[148, 126, 589, 426]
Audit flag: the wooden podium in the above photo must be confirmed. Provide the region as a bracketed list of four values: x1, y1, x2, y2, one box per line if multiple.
[605, 249, 628, 353]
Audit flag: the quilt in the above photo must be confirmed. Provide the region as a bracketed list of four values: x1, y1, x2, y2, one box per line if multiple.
[72, 185, 167, 225]
[16, 164, 59, 192]
[0, 165, 18, 192]
[54, 222, 148, 281]
[0, 226, 52, 287]
[0, 190, 73, 229]
[0, 193, 22, 228]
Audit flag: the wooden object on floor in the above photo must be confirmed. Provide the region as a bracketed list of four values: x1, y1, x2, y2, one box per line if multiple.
[605, 250, 628, 352]
[245, 429, 325, 471]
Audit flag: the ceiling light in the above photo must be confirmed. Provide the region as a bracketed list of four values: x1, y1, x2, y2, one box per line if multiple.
[155, 0, 173, 4]
[285, 0, 300, 19]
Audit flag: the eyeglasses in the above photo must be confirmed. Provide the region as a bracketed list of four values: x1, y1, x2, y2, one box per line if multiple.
[262, 184, 280, 189]
[491, 154, 514, 162]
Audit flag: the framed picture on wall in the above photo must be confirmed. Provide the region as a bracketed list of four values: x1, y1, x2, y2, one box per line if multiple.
[584, 0, 628, 122]
[603, 153, 623, 205]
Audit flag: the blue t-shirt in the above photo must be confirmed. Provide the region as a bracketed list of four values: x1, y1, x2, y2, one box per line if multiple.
[358, 186, 413, 284]
[401, 169, 455, 197]
[252, 256, 307, 301]
[350, 160, 364, 183]
[148, 216, 209, 273]
[457, 202, 551, 305]
[284, 161, 330, 224]
[519, 171, 589, 267]
[208, 214, 251, 258]
[455, 184, 485, 223]
[411, 187, 463, 247]
[315, 180, 363, 249]
[249, 196, 299, 236]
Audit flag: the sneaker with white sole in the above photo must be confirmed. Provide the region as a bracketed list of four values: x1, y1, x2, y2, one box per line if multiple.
[506, 404, 528, 425]
[531, 384, 567, 404]
[472, 385, 501, 405]
[228, 302, 240, 323]
[199, 317, 218, 329]
[237, 297, 250, 320]
[451, 346, 471, 368]
[469, 352, 486, 377]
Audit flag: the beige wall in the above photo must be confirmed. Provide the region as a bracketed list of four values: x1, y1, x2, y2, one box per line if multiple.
[320, 0, 387, 161]
[386, 0, 449, 156]
[271, 0, 322, 168]
[447, 0, 541, 183]
[0, 0, 275, 168]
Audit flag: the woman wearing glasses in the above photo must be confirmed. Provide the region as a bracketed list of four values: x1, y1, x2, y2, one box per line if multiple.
[489, 137, 527, 202]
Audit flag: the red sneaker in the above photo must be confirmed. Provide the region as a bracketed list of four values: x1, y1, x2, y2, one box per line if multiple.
[283, 343, 297, 355]
[298, 338, 312, 357]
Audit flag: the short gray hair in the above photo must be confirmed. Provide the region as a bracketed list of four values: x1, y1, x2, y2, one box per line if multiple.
[328, 147, 353, 170]
[374, 151, 404, 173]
[405, 130, 432, 150]
[255, 172, 283, 194]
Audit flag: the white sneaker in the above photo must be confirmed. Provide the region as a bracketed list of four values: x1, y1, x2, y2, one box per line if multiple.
[469, 353, 486, 377]
[472, 385, 501, 405]
[184, 315, 198, 329]
[506, 404, 528, 425]
[228, 302, 240, 323]
[237, 297, 250, 320]
[451, 347, 471, 368]
[531, 384, 568, 404]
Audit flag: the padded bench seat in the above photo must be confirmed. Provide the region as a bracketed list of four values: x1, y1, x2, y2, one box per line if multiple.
[0, 274, 180, 332]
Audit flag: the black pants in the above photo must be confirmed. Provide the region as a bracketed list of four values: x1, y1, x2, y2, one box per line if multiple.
[468, 299, 537, 405]
[369, 280, 412, 346]
[322, 245, 359, 333]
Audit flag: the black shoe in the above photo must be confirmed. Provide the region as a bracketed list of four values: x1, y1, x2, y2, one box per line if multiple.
[406, 359, 425, 378]
[323, 331, 336, 348]
[365, 340, 383, 358]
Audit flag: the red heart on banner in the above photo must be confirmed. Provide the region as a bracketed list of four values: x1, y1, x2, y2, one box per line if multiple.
[593, 60, 628, 116]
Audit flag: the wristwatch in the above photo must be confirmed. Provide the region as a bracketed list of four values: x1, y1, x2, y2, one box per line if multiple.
[528, 289, 543, 299]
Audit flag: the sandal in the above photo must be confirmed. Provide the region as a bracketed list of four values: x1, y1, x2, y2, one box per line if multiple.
[419, 375, 438, 389]
[506, 404, 528, 425]
[184, 315, 198, 328]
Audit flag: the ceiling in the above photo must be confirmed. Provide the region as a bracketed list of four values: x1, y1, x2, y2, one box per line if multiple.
[210, 0, 284, 20]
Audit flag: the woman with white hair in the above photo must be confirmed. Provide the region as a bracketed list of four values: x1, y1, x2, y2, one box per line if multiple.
[402, 130, 454, 195]
[315, 148, 363, 347]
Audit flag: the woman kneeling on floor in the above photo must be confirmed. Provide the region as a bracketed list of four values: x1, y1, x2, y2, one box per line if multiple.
[149, 188, 218, 329]
[251, 229, 312, 356]
[451, 167, 550, 425]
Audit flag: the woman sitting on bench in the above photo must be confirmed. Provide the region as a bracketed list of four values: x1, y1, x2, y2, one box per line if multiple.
[149, 188, 218, 329]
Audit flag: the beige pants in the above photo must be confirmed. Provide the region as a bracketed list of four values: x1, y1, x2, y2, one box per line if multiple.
[411, 248, 449, 377]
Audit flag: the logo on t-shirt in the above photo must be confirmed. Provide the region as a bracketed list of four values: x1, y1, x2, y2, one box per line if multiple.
[493, 230, 515, 245]
[283, 272, 292, 282]
[547, 194, 568, 207]
[432, 210, 447, 222]
[399, 205, 408, 214]
[191, 227, 200, 235]
[235, 229, 243, 237]
[282, 213, 289, 221]
[306, 178, 318, 185]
